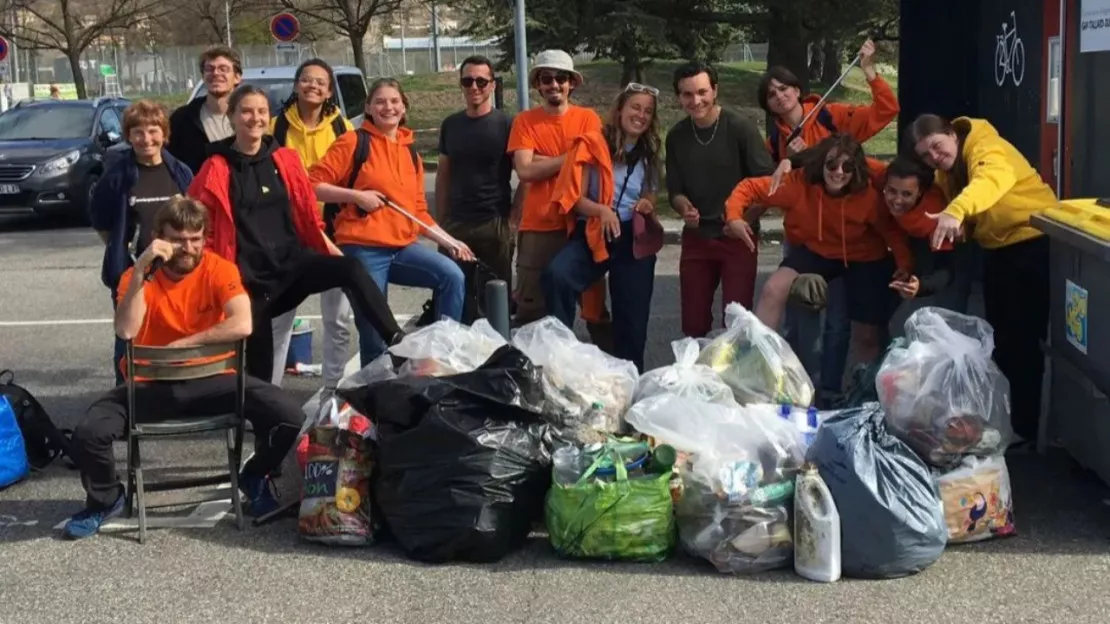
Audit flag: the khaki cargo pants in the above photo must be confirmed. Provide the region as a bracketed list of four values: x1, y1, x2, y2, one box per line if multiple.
[516, 230, 612, 349]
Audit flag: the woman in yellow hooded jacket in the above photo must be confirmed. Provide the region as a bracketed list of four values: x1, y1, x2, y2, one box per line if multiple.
[909, 113, 1056, 448]
[267, 58, 354, 394]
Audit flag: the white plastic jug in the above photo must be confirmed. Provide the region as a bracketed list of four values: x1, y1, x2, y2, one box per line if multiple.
[794, 462, 841, 582]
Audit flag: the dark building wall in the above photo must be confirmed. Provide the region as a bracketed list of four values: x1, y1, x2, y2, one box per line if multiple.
[898, 0, 980, 151]
[899, 0, 1044, 167]
[977, 0, 1044, 168]
[1066, 4, 1110, 197]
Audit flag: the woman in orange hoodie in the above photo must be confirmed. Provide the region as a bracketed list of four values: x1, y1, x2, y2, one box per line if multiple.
[540, 84, 662, 372]
[725, 134, 912, 366]
[310, 78, 475, 366]
[757, 39, 899, 401]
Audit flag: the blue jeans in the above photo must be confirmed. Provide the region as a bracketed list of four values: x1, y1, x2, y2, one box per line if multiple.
[781, 241, 851, 395]
[540, 220, 656, 372]
[341, 243, 466, 366]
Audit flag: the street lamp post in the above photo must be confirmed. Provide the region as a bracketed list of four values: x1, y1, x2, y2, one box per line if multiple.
[513, 0, 528, 111]
[225, 0, 233, 47]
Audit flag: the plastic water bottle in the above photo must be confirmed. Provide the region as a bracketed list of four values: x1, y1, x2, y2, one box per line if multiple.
[794, 462, 841, 582]
[553, 446, 583, 485]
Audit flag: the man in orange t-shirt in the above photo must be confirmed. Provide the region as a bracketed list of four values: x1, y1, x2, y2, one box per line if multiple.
[507, 50, 603, 326]
[62, 197, 305, 540]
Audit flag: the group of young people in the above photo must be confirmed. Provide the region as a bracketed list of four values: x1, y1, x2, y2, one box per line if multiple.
[60, 41, 1055, 540]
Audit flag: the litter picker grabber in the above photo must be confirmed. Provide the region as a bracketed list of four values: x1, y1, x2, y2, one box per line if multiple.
[784, 52, 864, 146]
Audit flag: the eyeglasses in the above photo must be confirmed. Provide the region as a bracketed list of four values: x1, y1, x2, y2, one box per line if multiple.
[297, 76, 329, 88]
[460, 77, 492, 89]
[624, 82, 659, 96]
[538, 72, 571, 86]
[203, 64, 236, 76]
[824, 160, 851, 173]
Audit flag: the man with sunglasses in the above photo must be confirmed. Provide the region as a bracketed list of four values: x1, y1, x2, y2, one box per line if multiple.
[167, 45, 244, 174]
[434, 55, 518, 322]
[507, 49, 603, 327]
[665, 60, 775, 339]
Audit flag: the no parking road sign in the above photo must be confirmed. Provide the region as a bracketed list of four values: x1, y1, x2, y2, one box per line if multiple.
[0, 37, 9, 63]
[270, 12, 301, 43]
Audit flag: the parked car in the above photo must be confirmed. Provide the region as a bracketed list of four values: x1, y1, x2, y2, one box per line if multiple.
[187, 65, 367, 126]
[0, 97, 129, 221]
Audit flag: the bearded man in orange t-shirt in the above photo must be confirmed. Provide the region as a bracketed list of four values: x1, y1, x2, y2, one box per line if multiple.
[507, 50, 613, 342]
[62, 197, 305, 540]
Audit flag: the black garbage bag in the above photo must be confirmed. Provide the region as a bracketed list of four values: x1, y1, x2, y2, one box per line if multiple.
[806, 403, 947, 579]
[339, 345, 552, 563]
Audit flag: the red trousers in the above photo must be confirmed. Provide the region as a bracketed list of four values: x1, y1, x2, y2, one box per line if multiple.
[679, 230, 759, 337]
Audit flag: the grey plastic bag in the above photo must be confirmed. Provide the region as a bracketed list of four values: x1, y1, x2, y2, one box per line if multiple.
[806, 403, 947, 579]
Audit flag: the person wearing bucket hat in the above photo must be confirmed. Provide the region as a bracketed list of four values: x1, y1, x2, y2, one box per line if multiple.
[507, 50, 608, 340]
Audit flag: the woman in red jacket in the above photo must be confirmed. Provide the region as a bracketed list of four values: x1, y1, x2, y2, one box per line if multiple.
[188, 84, 403, 380]
[725, 134, 912, 369]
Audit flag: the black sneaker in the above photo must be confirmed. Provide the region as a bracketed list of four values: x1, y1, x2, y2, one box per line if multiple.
[415, 299, 437, 327]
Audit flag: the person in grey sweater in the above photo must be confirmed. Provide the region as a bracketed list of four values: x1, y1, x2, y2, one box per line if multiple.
[665, 61, 775, 338]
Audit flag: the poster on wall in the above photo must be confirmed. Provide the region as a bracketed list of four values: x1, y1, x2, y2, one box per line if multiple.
[1081, 0, 1110, 52]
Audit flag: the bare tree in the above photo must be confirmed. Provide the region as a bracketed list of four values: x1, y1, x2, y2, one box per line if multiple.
[0, 0, 172, 98]
[277, 0, 404, 72]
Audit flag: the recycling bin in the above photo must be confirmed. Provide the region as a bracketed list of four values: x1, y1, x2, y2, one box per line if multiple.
[1033, 201, 1110, 484]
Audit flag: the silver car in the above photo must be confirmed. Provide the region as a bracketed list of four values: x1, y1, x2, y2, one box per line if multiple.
[188, 65, 368, 125]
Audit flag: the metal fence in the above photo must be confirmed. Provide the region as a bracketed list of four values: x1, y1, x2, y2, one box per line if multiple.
[32, 39, 770, 98]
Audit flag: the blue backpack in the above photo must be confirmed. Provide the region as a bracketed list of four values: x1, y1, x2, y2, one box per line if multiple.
[0, 396, 29, 488]
[769, 107, 838, 162]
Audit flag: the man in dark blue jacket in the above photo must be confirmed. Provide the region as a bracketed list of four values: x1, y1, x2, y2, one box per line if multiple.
[90, 100, 192, 385]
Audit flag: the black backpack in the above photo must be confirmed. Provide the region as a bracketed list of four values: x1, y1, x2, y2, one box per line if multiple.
[769, 107, 838, 162]
[346, 127, 420, 189]
[0, 370, 73, 470]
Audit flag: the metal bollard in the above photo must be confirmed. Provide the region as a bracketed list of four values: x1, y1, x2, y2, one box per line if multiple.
[484, 279, 511, 340]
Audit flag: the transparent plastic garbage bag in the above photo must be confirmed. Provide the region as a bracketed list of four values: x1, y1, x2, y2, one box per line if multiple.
[876, 307, 1013, 468]
[511, 316, 639, 441]
[626, 394, 806, 573]
[696, 303, 814, 407]
[634, 338, 737, 406]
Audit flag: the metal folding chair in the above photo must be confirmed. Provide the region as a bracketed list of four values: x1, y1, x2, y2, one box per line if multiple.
[124, 340, 247, 544]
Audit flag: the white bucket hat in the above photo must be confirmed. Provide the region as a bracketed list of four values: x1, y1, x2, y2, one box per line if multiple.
[529, 49, 583, 86]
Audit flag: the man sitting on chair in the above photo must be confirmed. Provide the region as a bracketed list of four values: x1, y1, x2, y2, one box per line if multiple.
[64, 196, 305, 540]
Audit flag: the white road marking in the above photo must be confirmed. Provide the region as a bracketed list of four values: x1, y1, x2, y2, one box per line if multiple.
[52, 499, 233, 532]
[0, 314, 413, 328]
[0, 514, 39, 528]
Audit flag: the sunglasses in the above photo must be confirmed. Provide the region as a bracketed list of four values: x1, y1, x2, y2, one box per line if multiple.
[460, 77, 492, 89]
[624, 82, 659, 96]
[824, 159, 852, 173]
[538, 72, 571, 86]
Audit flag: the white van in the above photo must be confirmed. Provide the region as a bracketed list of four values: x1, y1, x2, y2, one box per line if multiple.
[187, 65, 368, 125]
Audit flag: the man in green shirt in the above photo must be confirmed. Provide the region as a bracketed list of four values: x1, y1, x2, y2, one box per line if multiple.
[665, 61, 775, 337]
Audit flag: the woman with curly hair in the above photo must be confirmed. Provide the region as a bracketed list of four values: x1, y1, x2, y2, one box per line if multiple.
[540, 83, 665, 371]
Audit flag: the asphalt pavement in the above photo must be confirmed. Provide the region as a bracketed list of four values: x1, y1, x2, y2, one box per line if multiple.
[2, 215, 1110, 624]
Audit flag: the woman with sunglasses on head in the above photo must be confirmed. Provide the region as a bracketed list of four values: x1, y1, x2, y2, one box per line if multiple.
[264, 58, 355, 391]
[908, 113, 1056, 449]
[311, 78, 476, 367]
[540, 83, 663, 372]
[725, 134, 913, 380]
[188, 84, 404, 381]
